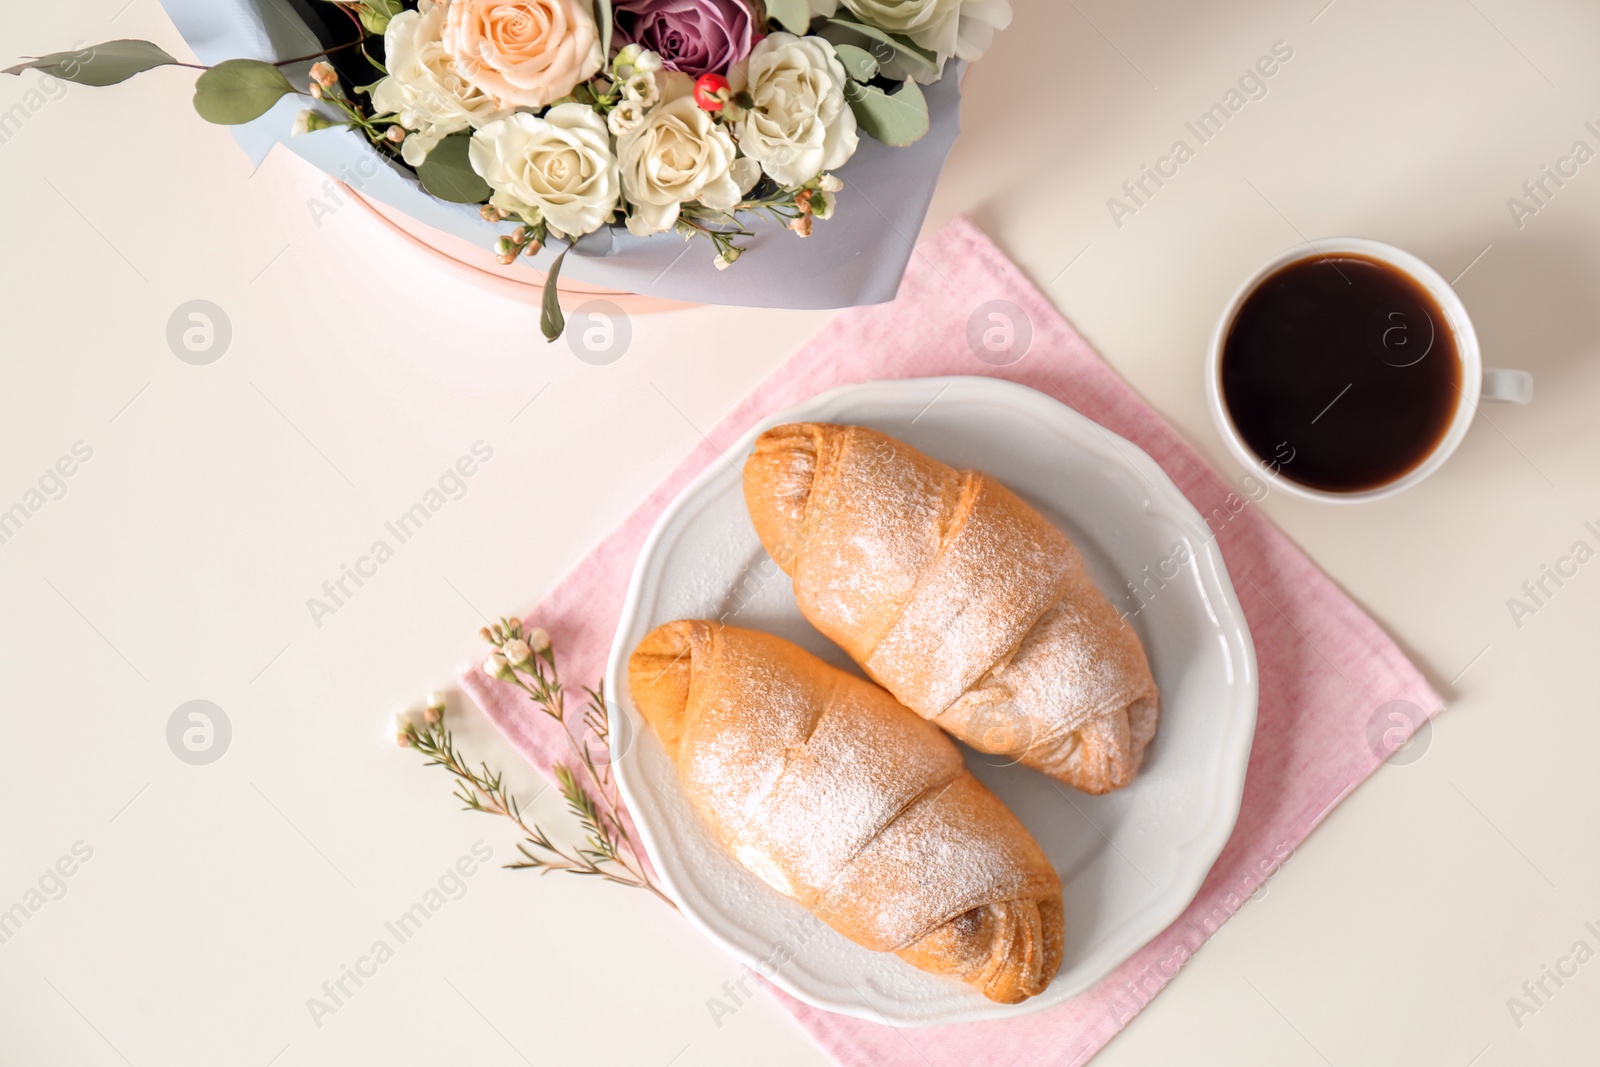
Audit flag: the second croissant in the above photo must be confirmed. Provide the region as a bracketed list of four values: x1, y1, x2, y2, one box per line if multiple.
[744, 422, 1161, 794]
[629, 620, 1063, 1003]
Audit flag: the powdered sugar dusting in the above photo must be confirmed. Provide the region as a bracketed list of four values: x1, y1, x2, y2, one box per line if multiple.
[752, 424, 1160, 793]
[659, 623, 1059, 965]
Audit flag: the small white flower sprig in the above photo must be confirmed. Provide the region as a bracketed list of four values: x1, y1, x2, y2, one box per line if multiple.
[394, 618, 671, 906]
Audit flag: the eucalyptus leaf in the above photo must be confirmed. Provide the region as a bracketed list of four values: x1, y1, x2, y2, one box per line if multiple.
[765, 0, 813, 35]
[541, 247, 571, 343]
[595, 0, 613, 65]
[819, 19, 939, 83]
[359, 8, 393, 35]
[844, 77, 929, 148]
[3, 39, 179, 87]
[831, 43, 879, 82]
[192, 59, 296, 124]
[417, 131, 492, 203]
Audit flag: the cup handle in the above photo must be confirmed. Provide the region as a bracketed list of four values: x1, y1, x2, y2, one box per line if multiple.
[1482, 368, 1534, 404]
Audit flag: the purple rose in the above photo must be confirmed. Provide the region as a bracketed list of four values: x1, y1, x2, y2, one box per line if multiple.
[612, 0, 759, 77]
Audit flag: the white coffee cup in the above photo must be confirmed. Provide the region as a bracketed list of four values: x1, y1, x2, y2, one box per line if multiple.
[1205, 237, 1533, 504]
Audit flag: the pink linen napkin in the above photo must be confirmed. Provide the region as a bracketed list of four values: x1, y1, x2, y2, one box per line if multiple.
[460, 216, 1443, 1066]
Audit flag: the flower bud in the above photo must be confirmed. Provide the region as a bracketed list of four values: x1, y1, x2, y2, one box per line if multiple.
[503, 638, 534, 668]
[614, 43, 643, 71]
[495, 236, 515, 258]
[817, 173, 844, 193]
[715, 246, 743, 270]
[479, 205, 499, 223]
[482, 651, 514, 680]
[387, 711, 415, 747]
[291, 109, 336, 136]
[634, 50, 664, 74]
[523, 240, 543, 257]
[310, 61, 339, 89]
[309, 82, 323, 100]
[526, 627, 551, 654]
[788, 214, 815, 238]
[386, 125, 406, 144]
[478, 626, 494, 642]
[512, 225, 529, 244]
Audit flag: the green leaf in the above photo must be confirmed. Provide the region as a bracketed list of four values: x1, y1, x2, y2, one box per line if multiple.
[831, 43, 879, 82]
[3, 39, 179, 87]
[417, 130, 492, 203]
[765, 0, 813, 35]
[192, 59, 296, 124]
[359, 0, 402, 30]
[818, 18, 940, 83]
[541, 246, 570, 343]
[844, 77, 929, 147]
[595, 0, 614, 65]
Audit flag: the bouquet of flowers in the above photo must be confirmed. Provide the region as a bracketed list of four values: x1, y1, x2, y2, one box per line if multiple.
[7, 0, 1009, 337]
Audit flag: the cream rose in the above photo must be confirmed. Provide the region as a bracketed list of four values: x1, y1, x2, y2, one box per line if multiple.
[729, 34, 858, 187]
[615, 74, 760, 236]
[370, 2, 510, 166]
[468, 104, 621, 237]
[808, 0, 1011, 63]
[442, 0, 605, 109]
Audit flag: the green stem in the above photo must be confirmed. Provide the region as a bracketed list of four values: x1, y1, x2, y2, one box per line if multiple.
[509, 673, 634, 860]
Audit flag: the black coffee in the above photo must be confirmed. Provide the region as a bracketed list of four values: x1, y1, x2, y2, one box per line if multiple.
[1220, 254, 1461, 493]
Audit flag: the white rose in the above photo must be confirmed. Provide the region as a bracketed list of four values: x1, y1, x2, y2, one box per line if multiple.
[808, 0, 1011, 63]
[468, 105, 621, 238]
[616, 74, 761, 237]
[370, 3, 510, 166]
[729, 34, 858, 187]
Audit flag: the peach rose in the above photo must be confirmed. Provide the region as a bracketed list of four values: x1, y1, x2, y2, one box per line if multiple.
[442, 0, 605, 109]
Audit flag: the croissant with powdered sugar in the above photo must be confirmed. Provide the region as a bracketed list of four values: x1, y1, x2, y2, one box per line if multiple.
[743, 423, 1160, 795]
[628, 620, 1062, 1003]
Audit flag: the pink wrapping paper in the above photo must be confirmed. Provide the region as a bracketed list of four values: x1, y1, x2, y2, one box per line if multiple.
[460, 217, 1443, 1065]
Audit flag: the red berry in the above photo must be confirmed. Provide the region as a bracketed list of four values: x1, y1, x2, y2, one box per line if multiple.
[694, 73, 731, 111]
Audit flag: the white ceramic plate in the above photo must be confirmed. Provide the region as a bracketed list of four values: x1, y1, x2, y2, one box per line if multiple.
[606, 377, 1258, 1026]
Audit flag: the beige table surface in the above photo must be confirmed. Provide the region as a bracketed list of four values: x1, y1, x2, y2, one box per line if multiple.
[3, 1, 1598, 1064]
